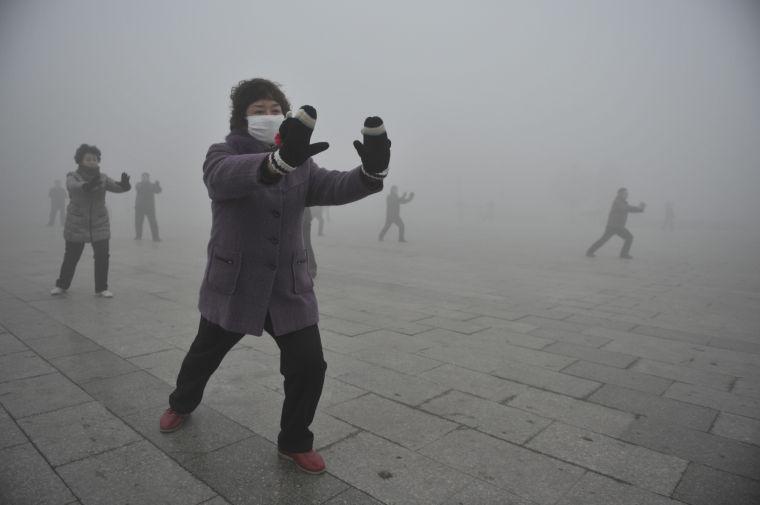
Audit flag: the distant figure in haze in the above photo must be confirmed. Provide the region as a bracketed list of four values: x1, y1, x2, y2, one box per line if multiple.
[47, 180, 67, 226]
[134, 172, 162, 241]
[379, 185, 414, 242]
[50, 144, 131, 297]
[311, 206, 325, 236]
[586, 187, 645, 259]
[303, 208, 318, 278]
[662, 201, 675, 232]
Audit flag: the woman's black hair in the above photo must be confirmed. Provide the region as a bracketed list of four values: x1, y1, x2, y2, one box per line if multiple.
[74, 144, 101, 165]
[229, 78, 291, 131]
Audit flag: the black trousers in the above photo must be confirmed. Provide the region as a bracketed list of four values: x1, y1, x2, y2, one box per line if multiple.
[55, 240, 109, 292]
[169, 316, 327, 453]
[135, 207, 160, 240]
[379, 216, 405, 241]
[587, 226, 633, 257]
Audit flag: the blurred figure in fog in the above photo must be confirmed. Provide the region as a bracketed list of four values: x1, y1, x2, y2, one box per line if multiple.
[379, 185, 414, 242]
[662, 201, 675, 232]
[50, 144, 131, 297]
[311, 205, 325, 236]
[586, 187, 645, 259]
[134, 172, 162, 241]
[303, 208, 318, 278]
[47, 179, 67, 226]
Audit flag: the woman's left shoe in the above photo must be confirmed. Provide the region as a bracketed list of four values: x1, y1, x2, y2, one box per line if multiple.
[96, 290, 114, 298]
[278, 449, 326, 475]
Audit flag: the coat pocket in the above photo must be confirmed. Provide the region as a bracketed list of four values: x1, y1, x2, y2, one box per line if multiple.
[291, 249, 313, 294]
[206, 246, 243, 295]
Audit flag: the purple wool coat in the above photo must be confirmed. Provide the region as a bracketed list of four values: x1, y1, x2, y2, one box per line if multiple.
[198, 131, 382, 336]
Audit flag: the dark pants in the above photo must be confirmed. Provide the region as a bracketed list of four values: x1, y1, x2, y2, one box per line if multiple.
[56, 240, 110, 292]
[587, 226, 633, 257]
[48, 205, 65, 226]
[379, 216, 405, 241]
[169, 316, 327, 453]
[135, 207, 160, 240]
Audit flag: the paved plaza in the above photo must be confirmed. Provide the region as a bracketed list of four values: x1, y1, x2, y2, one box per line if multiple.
[1, 220, 759, 505]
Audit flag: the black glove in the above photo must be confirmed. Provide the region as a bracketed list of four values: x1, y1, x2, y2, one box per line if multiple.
[120, 172, 131, 190]
[81, 178, 101, 192]
[270, 105, 329, 174]
[354, 116, 391, 179]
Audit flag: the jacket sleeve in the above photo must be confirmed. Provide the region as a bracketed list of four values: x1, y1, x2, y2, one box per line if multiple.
[203, 143, 271, 201]
[305, 160, 383, 207]
[625, 203, 644, 213]
[65, 172, 86, 195]
[104, 176, 129, 193]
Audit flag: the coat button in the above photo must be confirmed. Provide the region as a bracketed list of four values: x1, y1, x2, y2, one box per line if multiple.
[271, 210, 281, 218]
[269, 237, 279, 245]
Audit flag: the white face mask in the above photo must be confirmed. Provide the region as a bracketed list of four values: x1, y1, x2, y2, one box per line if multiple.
[247, 115, 283, 145]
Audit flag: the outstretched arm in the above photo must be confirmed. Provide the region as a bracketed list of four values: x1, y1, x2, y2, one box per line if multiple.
[401, 192, 415, 203]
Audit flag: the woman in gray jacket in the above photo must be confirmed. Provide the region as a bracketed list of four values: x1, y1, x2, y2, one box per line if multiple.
[50, 144, 131, 297]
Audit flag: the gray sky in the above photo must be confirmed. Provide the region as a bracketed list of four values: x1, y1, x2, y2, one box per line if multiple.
[1, 0, 759, 233]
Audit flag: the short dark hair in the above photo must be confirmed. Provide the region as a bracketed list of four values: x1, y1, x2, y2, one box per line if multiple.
[617, 187, 628, 194]
[229, 78, 291, 131]
[74, 144, 101, 165]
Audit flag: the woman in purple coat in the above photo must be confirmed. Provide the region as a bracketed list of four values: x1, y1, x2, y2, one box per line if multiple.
[159, 78, 391, 474]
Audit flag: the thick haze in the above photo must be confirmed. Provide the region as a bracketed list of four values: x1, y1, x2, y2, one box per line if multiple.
[1, 0, 759, 240]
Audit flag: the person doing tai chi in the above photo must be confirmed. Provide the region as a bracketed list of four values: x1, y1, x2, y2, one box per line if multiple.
[159, 78, 392, 475]
[379, 185, 414, 242]
[586, 187, 646, 259]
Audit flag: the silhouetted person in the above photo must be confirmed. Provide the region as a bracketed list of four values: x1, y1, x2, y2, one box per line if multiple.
[47, 180, 67, 226]
[586, 187, 645, 259]
[379, 185, 414, 242]
[303, 207, 318, 278]
[311, 206, 325, 236]
[662, 201, 675, 231]
[134, 172, 162, 241]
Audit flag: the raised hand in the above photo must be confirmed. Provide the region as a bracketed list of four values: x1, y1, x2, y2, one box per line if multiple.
[354, 116, 391, 180]
[120, 172, 131, 190]
[270, 105, 329, 174]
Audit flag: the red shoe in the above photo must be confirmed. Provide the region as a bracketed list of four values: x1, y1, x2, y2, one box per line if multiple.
[278, 449, 326, 475]
[159, 408, 187, 433]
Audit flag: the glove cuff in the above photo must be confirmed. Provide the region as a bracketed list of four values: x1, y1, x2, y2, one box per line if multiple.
[288, 108, 316, 130]
[361, 123, 386, 136]
[269, 151, 296, 175]
[360, 164, 388, 180]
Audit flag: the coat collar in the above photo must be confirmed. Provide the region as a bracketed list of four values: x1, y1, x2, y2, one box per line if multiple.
[225, 130, 273, 155]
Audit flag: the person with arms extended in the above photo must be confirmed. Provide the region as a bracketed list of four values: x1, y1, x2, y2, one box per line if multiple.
[586, 187, 645, 259]
[50, 144, 131, 297]
[47, 179, 67, 226]
[378, 185, 414, 242]
[159, 78, 391, 475]
[134, 172, 162, 241]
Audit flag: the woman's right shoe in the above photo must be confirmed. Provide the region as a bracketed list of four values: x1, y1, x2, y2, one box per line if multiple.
[278, 449, 326, 475]
[50, 287, 66, 296]
[159, 408, 187, 433]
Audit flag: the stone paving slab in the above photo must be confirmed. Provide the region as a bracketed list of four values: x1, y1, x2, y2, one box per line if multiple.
[620, 416, 760, 479]
[321, 431, 473, 505]
[0, 406, 27, 450]
[329, 393, 457, 450]
[418, 363, 529, 402]
[527, 422, 688, 495]
[673, 463, 760, 505]
[0, 349, 56, 383]
[0, 443, 76, 505]
[665, 381, 760, 419]
[492, 361, 602, 398]
[563, 360, 673, 394]
[629, 358, 735, 391]
[556, 472, 687, 505]
[507, 387, 635, 437]
[419, 428, 585, 505]
[440, 479, 538, 505]
[18, 401, 143, 467]
[0, 372, 92, 418]
[588, 383, 718, 431]
[710, 412, 760, 446]
[184, 435, 349, 505]
[420, 390, 551, 444]
[0, 331, 28, 356]
[543, 341, 638, 368]
[58, 440, 217, 505]
[23, 331, 103, 360]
